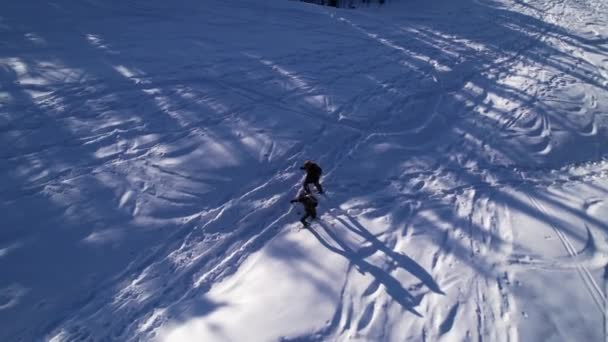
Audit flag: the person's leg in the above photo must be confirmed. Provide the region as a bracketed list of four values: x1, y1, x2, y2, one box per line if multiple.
[314, 181, 324, 194]
[303, 179, 312, 194]
[310, 208, 317, 220]
[300, 212, 310, 226]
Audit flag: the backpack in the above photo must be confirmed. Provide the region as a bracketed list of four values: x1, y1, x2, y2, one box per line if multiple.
[312, 164, 322, 175]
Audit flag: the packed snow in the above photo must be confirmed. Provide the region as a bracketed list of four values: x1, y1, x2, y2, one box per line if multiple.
[1, 0, 607, 340]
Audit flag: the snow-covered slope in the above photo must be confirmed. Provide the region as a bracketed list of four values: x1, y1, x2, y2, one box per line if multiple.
[1, 0, 607, 340]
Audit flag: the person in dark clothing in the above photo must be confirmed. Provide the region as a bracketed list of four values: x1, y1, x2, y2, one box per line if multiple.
[300, 160, 324, 194]
[290, 192, 318, 227]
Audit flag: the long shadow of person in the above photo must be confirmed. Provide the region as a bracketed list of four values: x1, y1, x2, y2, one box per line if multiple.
[306, 220, 424, 317]
[330, 211, 445, 295]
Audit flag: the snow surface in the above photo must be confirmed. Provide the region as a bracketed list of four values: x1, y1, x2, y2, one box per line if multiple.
[1, 0, 608, 340]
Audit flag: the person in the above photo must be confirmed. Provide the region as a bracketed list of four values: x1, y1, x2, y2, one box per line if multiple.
[290, 192, 318, 227]
[300, 160, 324, 194]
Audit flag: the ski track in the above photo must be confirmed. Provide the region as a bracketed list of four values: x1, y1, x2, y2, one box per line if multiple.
[1, 0, 608, 340]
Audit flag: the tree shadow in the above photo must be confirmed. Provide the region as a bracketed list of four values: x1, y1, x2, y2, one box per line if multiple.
[1, 0, 607, 340]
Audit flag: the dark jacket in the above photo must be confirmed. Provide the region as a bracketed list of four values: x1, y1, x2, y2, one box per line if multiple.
[301, 162, 322, 181]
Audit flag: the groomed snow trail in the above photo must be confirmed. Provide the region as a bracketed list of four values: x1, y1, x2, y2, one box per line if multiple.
[0, 0, 607, 341]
